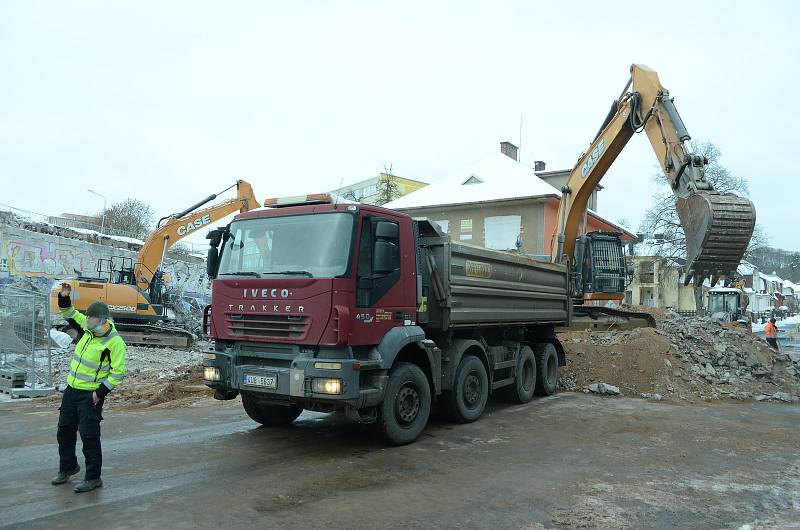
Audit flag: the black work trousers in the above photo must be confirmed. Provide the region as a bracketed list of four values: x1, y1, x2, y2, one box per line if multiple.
[57, 386, 104, 480]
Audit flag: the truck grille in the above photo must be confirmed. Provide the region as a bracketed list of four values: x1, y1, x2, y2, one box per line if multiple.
[225, 313, 310, 340]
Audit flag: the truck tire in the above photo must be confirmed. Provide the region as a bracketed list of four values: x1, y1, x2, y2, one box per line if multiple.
[534, 343, 559, 396]
[378, 362, 431, 445]
[510, 345, 537, 403]
[241, 393, 303, 426]
[443, 354, 488, 423]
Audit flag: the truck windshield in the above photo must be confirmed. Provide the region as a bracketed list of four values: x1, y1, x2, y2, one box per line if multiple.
[218, 212, 354, 279]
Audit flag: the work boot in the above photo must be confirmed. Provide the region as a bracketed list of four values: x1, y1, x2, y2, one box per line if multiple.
[74, 478, 103, 493]
[51, 465, 80, 485]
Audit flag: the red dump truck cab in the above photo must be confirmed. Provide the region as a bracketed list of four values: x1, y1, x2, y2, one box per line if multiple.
[203, 194, 569, 445]
[207, 201, 418, 349]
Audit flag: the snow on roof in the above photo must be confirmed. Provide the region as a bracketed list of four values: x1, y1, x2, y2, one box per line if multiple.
[783, 280, 800, 293]
[736, 260, 756, 276]
[384, 152, 634, 239]
[384, 153, 561, 210]
[758, 271, 783, 283]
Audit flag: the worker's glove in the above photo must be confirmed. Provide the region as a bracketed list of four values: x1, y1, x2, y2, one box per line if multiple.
[57, 283, 72, 309]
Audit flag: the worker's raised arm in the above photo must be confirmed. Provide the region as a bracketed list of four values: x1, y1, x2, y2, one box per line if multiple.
[57, 283, 87, 329]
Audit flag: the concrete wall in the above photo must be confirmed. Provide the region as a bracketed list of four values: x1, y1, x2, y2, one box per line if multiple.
[0, 224, 208, 293]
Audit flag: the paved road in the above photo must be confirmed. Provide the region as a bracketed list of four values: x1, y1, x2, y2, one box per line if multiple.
[1, 393, 798, 529]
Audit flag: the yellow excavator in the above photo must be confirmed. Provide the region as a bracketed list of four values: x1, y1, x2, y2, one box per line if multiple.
[555, 64, 756, 326]
[50, 180, 260, 346]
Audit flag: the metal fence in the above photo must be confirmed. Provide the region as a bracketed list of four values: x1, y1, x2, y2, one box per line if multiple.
[0, 285, 55, 398]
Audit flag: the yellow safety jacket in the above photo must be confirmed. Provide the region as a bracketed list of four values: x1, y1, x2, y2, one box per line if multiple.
[60, 306, 127, 397]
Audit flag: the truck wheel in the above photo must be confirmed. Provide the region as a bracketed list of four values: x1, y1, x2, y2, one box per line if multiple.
[241, 393, 303, 426]
[443, 354, 488, 423]
[378, 362, 431, 445]
[534, 343, 559, 396]
[510, 345, 537, 403]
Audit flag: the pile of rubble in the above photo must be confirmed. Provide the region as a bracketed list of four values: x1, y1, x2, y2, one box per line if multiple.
[51, 341, 207, 388]
[558, 309, 800, 404]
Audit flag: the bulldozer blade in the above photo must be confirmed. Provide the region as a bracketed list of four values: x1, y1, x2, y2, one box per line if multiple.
[677, 191, 756, 286]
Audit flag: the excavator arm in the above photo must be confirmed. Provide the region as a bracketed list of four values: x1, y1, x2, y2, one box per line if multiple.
[553, 64, 756, 286]
[134, 180, 260, 291]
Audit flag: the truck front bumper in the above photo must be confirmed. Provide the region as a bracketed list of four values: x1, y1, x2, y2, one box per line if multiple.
[202, 349, 386, 409]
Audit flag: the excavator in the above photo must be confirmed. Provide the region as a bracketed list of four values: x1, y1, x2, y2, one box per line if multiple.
[556, 64, 756, 328]
[50, 180, 260, 346]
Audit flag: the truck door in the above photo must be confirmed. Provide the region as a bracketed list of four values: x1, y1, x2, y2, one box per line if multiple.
[352, 215, 414, 345]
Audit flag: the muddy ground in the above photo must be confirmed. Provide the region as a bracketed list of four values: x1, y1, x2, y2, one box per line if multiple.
[1, 392, 798, 529]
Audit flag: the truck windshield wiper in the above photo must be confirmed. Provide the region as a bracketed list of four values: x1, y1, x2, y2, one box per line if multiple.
[219, 271, 262, 278]
[265, 270, 314, 278]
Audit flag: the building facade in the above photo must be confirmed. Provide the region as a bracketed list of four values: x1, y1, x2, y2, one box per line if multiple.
[332, 173, 427, 205]
[385, 142, 634, 260]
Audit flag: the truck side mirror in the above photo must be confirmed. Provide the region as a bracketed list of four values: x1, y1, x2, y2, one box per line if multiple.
[373, 241, 395, 275]
[375, 221, 399, 240]
[207, 247, 219, 278]
[206, 228, 222, 247]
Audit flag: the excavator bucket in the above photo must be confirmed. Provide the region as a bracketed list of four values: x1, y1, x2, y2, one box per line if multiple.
[677, 191, 756, 286]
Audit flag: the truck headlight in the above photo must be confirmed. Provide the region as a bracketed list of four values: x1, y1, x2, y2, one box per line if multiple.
[312, 378, 342, 395]
[203, 367, 220, 381]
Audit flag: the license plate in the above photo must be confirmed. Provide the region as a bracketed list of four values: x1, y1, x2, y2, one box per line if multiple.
[243, 373, 277, 389]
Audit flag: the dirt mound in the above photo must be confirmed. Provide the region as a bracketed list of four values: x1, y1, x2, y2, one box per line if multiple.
[105, 365, 213, 409]
[559, 311, 800, 403]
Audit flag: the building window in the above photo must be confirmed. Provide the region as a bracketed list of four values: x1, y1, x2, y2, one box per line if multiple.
[484, 215, 521, 251]
[462, 174, 484, 185]
[459, 219, 472, 240]
[639, 260, 655, 283]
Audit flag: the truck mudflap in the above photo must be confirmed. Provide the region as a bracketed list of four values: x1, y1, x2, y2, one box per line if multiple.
[202, 349, 387, 408]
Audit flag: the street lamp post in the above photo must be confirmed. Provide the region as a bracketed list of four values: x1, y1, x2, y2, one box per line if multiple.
[87, 189, 107, 235]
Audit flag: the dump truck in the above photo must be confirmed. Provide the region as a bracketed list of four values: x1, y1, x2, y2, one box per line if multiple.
[202, 64, 756, 444]
[203, 194, 570, 444]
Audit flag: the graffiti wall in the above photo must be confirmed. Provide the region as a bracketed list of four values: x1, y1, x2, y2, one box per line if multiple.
[0, 225, 207, 292]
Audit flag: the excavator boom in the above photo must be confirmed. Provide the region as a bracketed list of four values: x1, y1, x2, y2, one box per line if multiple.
[554, 64, 756, 287]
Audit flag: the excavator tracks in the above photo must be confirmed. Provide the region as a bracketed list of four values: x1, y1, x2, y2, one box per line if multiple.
[677, 191, 756, 285]
[566, 306, 657, 331]
[115, 323, 195, 348]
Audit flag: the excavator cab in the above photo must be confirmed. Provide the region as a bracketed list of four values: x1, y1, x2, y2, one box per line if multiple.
[572, 232, 628, 302]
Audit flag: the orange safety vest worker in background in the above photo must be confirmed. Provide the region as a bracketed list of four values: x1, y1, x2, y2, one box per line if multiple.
[764, 318, 779, 351]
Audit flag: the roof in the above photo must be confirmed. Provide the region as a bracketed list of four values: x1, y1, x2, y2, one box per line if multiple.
[384, 153, 561, 210]
[737, 260, 756, 276]
[759, 271, 783, 283]
[384, 153, 635, 240]
[783, 280, 800, 293]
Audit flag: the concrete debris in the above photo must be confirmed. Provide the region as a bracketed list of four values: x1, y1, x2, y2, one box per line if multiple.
[50, 341, 207, 391]
[640, 392, 662, 401]
[587, 382, 621, 396]
[559, 307, 800, 404]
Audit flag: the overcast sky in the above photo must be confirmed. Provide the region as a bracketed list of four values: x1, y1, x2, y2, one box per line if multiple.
[1, 1, 797, 249]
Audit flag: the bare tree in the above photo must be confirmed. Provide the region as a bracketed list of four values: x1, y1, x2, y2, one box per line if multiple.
[638, 140, 755, 314]
[376, 165, 402, 206]
[97, 198, 154, 239]
[341, 190, 360, 202]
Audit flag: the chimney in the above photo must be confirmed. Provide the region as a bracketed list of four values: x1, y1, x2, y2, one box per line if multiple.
[500, 141, 518, 161]
[533, 160, 546, 172]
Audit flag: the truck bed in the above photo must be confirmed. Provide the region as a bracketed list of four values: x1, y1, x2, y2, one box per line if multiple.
[416, 220, 570, 330]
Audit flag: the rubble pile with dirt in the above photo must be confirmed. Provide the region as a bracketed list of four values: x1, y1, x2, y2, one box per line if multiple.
[558, 308, 800, 403]
[48, 341, 211, 408]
